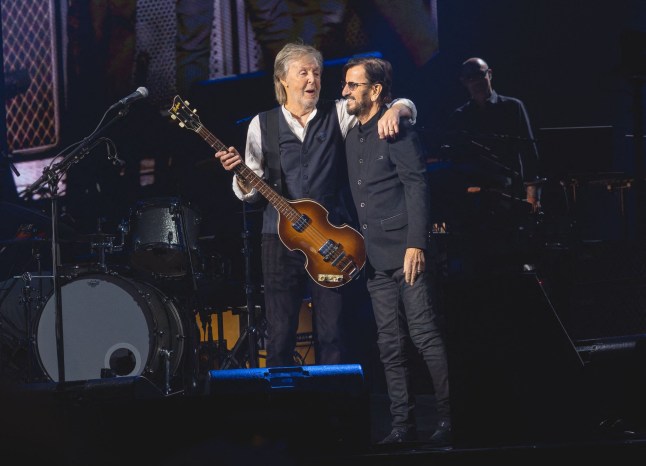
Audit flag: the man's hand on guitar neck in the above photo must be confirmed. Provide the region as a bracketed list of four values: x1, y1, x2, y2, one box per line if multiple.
[215, 146, 250, 193]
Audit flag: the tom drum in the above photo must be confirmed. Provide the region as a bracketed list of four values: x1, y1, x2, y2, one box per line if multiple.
[128, 198, 200, 278]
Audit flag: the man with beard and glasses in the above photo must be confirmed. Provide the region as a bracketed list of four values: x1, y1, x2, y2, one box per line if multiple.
[342, 56, 451, 447]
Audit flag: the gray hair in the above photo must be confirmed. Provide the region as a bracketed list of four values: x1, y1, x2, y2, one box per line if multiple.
[273, 42, 323, 105]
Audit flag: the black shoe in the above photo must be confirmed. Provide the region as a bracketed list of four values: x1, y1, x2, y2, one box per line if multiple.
[377, 428, 417, 445]
[426, 420, 452, 447]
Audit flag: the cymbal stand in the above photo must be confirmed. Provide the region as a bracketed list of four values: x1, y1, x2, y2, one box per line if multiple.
[90, 218, 110, 273]
[18, 244, 47, 382]
[18, 271, 36, 382]
[197, 305, 230, 370]
[24, 104, 134, 383]
[176, 198, 200, 391]
[221, 200, 259, 369]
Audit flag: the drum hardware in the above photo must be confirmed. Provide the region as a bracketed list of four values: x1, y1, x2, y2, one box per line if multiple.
[220, 200, 261, 369]
[18, 272, 37, 382]
[2, 237, 49, 381]
[196, 302, 264, 371]
[15, 269, 50, 383]
[220, 305, 265, 369]
[1, 271, 52, 383]
[67, 232, 124, 275]
[160, 348, 173, 395]
[196, 306, 229, 371]
[74, 216, 129, 274]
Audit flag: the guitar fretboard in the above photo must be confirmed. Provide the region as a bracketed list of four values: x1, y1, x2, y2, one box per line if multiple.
[195, 125, 300, 223]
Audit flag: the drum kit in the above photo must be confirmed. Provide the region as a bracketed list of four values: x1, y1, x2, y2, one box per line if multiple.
[0, 196, 241, 395]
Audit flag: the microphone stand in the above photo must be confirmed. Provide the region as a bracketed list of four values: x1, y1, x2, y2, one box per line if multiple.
[24, 104, 133, 384]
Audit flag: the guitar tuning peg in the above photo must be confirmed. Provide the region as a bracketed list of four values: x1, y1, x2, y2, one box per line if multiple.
[170, 114, 176, 120]
[179, 122, 185, 128]
[184, 99, 190, 105]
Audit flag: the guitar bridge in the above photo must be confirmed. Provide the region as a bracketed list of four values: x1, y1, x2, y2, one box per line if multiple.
[319, 239, 341, 263]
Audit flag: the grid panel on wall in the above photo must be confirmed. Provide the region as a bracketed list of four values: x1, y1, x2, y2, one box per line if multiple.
[2, 0, 60, 154]
[135, 0, 177, 110]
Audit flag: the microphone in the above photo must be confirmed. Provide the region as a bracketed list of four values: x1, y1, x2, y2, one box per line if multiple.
[109, 86, 149, 109]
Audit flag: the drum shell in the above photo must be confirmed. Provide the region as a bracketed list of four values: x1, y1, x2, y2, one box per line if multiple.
[127, 198, 200, 277]
[35, 273, 188, 389]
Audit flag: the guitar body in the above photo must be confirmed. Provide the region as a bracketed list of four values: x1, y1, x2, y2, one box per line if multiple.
[168, 95, 365, 288]
[277, 199, 366, 288]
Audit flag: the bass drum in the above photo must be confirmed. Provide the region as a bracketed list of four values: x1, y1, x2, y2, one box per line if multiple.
[35, 273, 189, 390]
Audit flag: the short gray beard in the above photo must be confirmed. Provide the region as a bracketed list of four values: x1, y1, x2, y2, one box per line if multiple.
[346, 98, 367, 117]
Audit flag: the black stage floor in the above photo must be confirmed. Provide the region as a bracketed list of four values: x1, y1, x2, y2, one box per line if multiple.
[2, 374, 646, 466]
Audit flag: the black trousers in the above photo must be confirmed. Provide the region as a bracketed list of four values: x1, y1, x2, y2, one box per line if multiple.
[367, 266, 451, 430]
[261, 234, 345, 367]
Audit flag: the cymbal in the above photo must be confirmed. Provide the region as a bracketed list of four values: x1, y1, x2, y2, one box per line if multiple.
[0, 201, 75, 241]
[0, 201, 50, 226]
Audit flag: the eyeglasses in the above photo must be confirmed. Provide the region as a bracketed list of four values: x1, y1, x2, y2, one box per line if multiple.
[461, 68, 490, 81]
[341, 81, 370, 91]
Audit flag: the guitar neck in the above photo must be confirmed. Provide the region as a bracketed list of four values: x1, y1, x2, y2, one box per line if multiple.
[195, 125, 299, 221]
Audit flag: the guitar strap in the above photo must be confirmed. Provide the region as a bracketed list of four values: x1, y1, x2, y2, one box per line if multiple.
[259, 108, 283, 195]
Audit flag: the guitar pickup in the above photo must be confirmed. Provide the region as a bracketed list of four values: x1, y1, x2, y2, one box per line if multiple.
[292, 214, 310, 233]
[319, 239, 340, 262]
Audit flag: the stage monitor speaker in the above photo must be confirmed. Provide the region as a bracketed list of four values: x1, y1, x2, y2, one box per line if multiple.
[205, 364, 370, 458]
[575, 335, 646, 433]
[445, 272, 589, 446]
